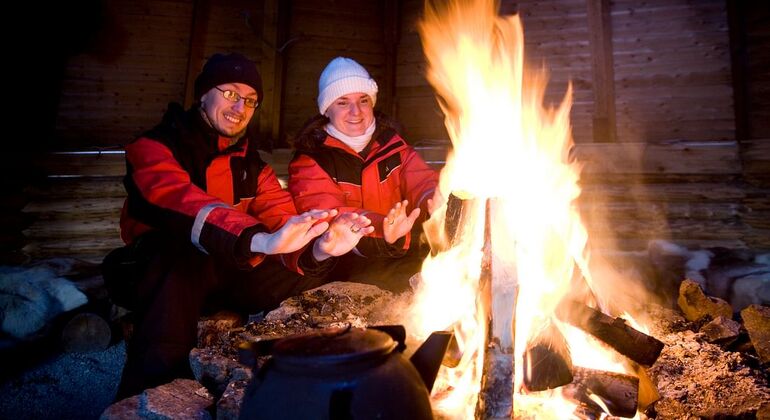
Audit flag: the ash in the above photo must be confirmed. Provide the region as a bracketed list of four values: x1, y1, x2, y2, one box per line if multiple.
[210, 281, 413, 359]
[646, 305, 770, 419]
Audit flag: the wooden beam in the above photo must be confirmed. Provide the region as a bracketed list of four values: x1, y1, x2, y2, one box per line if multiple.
[726, 0, 749, 141]
[259, 0, 291, 149]
[586, 0, 617, 143]
[381, 0, 400, 116]
[573, 141, 742, 175]
[183, 0, 212, 108]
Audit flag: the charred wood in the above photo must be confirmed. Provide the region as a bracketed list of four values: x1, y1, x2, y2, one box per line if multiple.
[523, 321, 574, 391]
[476, 342, 513, 419]
[556, 300, 664, 366]
[562, 366, 640, 418]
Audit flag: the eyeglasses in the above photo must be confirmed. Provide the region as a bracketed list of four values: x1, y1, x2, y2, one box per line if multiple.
[214, 87, 259, 109]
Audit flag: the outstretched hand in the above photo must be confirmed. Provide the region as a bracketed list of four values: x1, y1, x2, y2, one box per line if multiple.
[383, 200, 420, 244]
[250, 209, 338, 255]
[427, 189, 446, 216]
[313, 212, 374, 261]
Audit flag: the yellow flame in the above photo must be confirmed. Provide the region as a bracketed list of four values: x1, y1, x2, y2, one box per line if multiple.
[407, 0, 650, 418]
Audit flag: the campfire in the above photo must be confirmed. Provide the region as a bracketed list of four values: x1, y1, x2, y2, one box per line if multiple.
[403, 0, 663, 418]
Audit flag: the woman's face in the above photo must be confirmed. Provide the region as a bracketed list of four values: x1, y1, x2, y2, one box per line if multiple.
[325, 92, 374, 137]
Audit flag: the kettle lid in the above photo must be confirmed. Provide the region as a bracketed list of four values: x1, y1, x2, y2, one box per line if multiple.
[271, 326, 397, 366]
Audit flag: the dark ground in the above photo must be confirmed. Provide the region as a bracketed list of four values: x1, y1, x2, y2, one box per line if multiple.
[0, 340, 125, 420]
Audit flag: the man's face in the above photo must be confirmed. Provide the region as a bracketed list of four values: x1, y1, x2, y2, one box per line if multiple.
[200, 82, 258, 138]
[325, 92, 375, 137]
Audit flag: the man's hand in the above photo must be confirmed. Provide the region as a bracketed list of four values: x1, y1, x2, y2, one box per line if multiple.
[383, 200, 420, 244]
[313, 212, 374, 261]
[250, 209, 338, 255]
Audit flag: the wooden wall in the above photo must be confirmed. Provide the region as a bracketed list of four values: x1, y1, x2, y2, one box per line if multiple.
[280, 0, 390, 146]
[53, 0, 264, 149]
[4, 0, 769, 265]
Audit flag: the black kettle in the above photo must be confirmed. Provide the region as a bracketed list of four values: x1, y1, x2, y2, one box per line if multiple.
[238, 325, 453, 420]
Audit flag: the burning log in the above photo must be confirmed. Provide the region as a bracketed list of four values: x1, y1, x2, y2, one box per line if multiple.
[633, 364, 660, 412]
[556, 300, 664, 366]
[522, 321, 574, 391]
[477, 198, 514, 417]
[444, 192, 475, 247]
[562, 366, 640, 418]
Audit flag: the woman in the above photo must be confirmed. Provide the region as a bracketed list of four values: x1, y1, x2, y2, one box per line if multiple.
[288, 57, 441, 292]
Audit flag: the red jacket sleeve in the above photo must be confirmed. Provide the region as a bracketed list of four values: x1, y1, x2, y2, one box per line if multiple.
[288, 153, 410, 258]
[124, 138, 298, 269]
[400, 146, 439, 224]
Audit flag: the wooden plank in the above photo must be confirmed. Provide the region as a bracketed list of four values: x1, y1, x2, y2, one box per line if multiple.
[586, 0, 617, 142]
[579, 181, 747, 203]
[183, 0, 212, 108]
[574, 141, 741, 175]
[389, 140, 742, 174]
[22, 198, 124, 220]
[381, 0, 399, 117]
[739, 139, 770, 180]
[34, 151, 126, 178]
[23, 218, 120, 239]
[259, 0, 291, 148]
[22, 238, 125, 265]
[25, 178, 125, 200]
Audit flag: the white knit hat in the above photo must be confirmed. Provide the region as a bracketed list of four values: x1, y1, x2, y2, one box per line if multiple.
[317, 57, 378, 115]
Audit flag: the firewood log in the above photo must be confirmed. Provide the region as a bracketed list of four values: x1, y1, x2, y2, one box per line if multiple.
[562, 366, 639, 418]
[556, 300, 664, 366]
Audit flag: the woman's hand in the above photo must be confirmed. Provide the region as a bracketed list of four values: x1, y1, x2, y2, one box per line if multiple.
[250, 209, 338, 255]
[383, 200, 420, 244]
[427, 189, 446, 216]
[313, 212, 374, 261]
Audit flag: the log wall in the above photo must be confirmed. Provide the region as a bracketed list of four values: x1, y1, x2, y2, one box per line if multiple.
[3, 0, 768, 265]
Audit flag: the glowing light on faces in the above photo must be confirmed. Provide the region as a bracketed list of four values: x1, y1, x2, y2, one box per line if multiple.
[201, 82, 258, 138]
[325, 93, 375, 137]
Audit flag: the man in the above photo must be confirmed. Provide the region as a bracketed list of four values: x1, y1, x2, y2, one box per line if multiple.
[106, 53, 373, 399]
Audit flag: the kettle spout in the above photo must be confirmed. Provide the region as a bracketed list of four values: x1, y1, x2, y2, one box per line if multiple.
[409, 331, 454, 392]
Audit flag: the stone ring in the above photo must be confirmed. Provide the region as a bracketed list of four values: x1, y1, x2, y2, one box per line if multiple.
[350, 225, 361, 233]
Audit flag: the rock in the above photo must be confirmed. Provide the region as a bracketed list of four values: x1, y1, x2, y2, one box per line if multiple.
[741, 304, 770, 364]
[141, 378, 214, 419]
[216, 380, 248, 420]
[0, 265, 88, 338]
[265, 281, 402, 328]
[699, 316, 741, 345]
[197, 311, 243, 348]
[189, 347, 251, 397]
[677, 279, 733, 322]
[99, 394, 140, 419]
[101, 378, 214, 419]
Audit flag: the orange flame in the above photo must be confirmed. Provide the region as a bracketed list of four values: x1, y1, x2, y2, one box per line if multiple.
[404, 0, 647, 418]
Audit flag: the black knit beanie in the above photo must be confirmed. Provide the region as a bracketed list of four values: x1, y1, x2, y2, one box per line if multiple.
[194, 53, 263, 105]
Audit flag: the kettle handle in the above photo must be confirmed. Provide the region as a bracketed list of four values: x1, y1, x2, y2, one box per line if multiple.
[369, 325, 407, 353]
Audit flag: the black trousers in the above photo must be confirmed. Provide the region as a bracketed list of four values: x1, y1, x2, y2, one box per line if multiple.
[324, 241, 429, 293]
[115, 235, 328, 400]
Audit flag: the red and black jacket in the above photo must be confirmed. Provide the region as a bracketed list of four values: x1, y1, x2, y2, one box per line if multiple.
[120, 103, 308, 271]
[289, 113, 438, 257]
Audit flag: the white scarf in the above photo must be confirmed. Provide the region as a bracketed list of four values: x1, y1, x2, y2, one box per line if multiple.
[325, 119, 376, 153]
